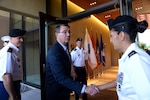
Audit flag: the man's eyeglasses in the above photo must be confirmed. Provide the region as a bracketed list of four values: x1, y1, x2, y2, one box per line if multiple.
[59, 31, 72, 34]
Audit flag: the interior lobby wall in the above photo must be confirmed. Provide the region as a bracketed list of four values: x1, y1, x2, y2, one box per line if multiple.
[48, 0, 120, 69]
[69, 19, 112, 69]
[67, 1, 112, 69]
[48, 0, 62, 18]
[0, 0, 46, 17]
[0, 14, 9, 48]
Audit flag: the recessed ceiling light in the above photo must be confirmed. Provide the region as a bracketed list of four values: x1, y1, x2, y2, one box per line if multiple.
[90, 1, 97, 6]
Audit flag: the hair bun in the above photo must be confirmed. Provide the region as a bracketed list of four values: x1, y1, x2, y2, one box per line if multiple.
[137, 20, 148, 33]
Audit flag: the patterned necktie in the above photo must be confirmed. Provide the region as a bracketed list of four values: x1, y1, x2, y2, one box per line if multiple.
[66, 48, 69, 57]
[66, 48, 71, 62]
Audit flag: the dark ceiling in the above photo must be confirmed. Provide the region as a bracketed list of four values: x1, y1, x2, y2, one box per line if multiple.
[70, 0, 112, 10]
[69, 0, 120, 23]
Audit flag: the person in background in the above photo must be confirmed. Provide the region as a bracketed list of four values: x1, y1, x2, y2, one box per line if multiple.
[97, 15, 150, 100]
[44, 24, 99, 100]
[0, 29, 26, 100]
[136, 14, 150, 53]
[71, 37, 88, 100]
[1, 35, 10, 47]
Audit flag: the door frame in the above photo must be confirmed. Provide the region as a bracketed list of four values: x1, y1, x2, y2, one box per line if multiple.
[39, 12, 57, 100]
[39, 12, 71, 100]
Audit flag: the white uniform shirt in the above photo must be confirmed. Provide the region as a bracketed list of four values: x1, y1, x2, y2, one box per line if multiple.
[138, 29, 150, 49]
[117, 43, 150, 100]
[71, 47, 88, 67]
[0, 42, 23, 81]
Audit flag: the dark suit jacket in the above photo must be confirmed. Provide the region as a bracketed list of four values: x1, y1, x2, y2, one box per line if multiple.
[45, 41, 83, 100]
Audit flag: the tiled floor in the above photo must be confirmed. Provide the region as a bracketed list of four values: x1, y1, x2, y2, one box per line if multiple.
[21, 66, 118, 100]
[21, 84, 41, 100]
[88, 66, 118, 85]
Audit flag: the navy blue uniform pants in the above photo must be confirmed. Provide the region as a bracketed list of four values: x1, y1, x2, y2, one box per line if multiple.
[0, 82, 9, 100]
[74, 67, 87, 100]
[0, 80, 21, 100]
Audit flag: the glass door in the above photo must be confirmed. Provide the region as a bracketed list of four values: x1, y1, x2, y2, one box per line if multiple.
[39, 12, 65, 100]
[23, 29, 40, 86]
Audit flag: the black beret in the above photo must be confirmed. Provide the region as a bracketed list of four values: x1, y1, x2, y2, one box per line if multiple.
[9, 29, 26, 37]
[76, 37, 82, 42]
[107, 15, 137, 30]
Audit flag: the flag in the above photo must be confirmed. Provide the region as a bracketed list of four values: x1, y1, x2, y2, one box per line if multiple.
[96, 34, 99, 51]
[99, 34, 105, 66]
[84, 28, 98, 70]
[90, 30, 96, 51]
[96, 33, 100, 64]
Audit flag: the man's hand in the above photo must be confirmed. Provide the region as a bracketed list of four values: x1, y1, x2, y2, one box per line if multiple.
[70, 70, 77, 79]
[70, 65, 77, 79]
[85, 84, 99, 96]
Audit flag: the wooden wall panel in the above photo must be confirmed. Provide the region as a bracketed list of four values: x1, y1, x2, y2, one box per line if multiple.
[133, 0, 150, 15]
[132, 0, 150, 28]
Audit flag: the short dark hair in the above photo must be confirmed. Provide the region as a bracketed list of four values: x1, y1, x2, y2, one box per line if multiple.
[55, 24, 70, 33]
[76, 37, 82, 42]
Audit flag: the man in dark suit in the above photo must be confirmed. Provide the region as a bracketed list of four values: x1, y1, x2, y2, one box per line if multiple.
[45, 24, 99, 100]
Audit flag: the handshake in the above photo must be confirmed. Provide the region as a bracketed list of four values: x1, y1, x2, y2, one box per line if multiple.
[85, 84, 99, 96]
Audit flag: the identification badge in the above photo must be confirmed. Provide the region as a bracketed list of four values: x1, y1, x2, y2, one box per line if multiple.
[117, 72, 124, 91]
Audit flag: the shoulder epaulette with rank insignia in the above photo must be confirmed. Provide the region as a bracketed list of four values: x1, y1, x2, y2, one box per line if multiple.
[74, 48, 77, 51]
[128, 50, 137, 58]
[7, 48, 13, 53]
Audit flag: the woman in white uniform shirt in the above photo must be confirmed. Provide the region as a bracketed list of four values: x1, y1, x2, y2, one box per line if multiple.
[97, 15, 150, 100]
